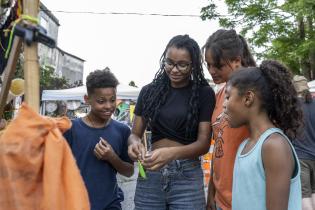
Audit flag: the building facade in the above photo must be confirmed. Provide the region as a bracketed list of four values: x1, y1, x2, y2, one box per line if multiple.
[38, 3, 84, 85]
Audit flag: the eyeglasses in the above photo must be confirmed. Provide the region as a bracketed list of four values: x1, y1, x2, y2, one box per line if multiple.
[163, 59, 192, 73]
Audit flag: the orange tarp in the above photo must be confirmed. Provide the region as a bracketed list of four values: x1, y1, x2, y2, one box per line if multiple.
[0, 103, 90, 210]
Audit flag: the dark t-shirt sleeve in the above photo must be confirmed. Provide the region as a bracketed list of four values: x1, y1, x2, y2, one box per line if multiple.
[119, 126, 132, 163]
[199, 86, 216, 122]
[134, 84, 150, 116]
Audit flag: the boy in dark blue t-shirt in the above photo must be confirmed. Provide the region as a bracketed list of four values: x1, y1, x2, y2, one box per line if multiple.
[64, 69, 134, 210]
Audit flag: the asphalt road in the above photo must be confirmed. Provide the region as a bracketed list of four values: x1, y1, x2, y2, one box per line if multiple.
[117, 163, 138, 210]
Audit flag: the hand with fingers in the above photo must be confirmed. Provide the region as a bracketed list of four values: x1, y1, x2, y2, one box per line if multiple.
[142, 147, 173, 171]
[94, 137, 115, 161]
[128, 139, 146, 162]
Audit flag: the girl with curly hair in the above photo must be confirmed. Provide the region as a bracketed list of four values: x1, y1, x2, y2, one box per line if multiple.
[224, 60, 302, 210]
[128, 34, 216, 209]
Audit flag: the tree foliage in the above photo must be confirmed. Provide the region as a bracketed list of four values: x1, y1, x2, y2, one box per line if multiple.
[128, 80, 138, 88]
[15, 54, 73, 91]
[201, 0, 315, 80]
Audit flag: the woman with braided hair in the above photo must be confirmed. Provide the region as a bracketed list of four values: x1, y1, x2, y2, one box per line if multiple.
[225, 60, 302, 210]
[128, 34, 216, 210]
[203, 29, 256, 210]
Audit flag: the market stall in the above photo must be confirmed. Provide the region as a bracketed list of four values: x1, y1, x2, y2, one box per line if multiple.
[309, 80, 315, 94]
[42, 83, 140, 101]
[41, 84, 140, 125]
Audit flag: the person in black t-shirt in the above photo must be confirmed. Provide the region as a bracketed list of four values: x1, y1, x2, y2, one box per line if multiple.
[128, 35, 216, 210]
[292, 75, 315, 210]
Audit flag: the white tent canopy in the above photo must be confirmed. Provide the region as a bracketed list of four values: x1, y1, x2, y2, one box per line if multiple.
[42, 84, 141, 101]
[309, 80, 315, 92]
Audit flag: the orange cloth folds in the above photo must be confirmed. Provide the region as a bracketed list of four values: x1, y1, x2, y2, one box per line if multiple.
[0, 103, 90, 210]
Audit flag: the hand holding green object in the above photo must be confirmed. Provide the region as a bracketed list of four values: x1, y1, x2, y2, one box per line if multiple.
[138, 160, 147, 179]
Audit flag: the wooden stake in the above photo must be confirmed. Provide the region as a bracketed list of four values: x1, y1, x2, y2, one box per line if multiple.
[0, 37, 22, 116]
[23, 0, 40, 112]
[143, 131, 147, 153]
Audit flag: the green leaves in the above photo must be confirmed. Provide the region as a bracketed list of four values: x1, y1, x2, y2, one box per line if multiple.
[200, 3, 219, 21]
[138, 160, 147, 179]
[40, 65, 69, 90]
[14, 55, 72, 91]
[200, 0, 315, 79]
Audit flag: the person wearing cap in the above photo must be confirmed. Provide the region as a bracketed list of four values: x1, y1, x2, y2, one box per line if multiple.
[292, 75, 315, 210]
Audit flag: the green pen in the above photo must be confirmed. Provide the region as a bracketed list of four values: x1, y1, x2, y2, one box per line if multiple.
[138, 160, 147, 179]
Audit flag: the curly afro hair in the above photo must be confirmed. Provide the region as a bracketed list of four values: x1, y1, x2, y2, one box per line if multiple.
[86, 68, 119, 95]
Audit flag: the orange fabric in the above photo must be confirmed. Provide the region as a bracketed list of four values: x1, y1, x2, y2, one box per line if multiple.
[0, 103, 90, 210]
[203, 139, 214, 186]
[211, 86, 249, 210]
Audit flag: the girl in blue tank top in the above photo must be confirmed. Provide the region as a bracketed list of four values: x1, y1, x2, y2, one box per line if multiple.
[223, 60, 303, 210]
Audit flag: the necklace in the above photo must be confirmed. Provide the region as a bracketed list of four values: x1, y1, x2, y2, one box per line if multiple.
[86, 114, 111, 128]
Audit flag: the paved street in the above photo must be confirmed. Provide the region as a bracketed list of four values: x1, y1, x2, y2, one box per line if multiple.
[117, 163, 138, 210]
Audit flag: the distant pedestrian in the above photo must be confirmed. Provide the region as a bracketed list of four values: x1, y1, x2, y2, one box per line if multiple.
[56, 101, 67, 117]
[293, 75, 315, 210]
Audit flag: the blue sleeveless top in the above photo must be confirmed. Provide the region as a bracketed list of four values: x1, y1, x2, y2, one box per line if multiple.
[232, 128, 301, 210]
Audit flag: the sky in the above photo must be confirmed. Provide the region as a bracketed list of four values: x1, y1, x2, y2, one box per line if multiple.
[40, 0, 221, 88]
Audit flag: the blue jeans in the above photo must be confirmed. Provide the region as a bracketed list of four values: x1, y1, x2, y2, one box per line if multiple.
[134, 159, 206, 210]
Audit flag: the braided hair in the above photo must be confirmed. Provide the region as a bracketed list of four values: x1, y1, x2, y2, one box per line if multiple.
[203, 29, 256, 68]
[228, 60, 303, 139]
[141, 35, 209, 139]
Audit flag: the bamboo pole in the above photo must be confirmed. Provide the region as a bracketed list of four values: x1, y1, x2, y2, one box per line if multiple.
[23, 0, 40, 112]
[0, 37, 22, 116]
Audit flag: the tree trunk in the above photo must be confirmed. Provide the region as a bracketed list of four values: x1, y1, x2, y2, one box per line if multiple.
[297, 17, 310, 78]
[298, 17, 305, 39]
[307, 16, 315, 80]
